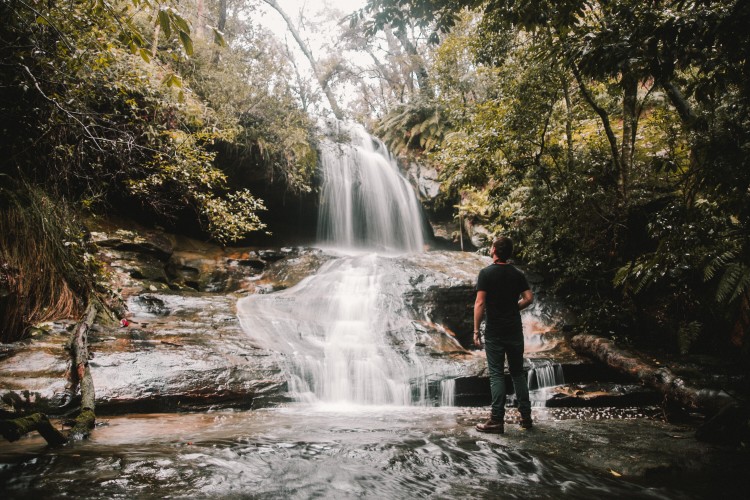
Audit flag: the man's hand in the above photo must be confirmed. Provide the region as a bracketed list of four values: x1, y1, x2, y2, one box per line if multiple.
[473, 331, 482, 348]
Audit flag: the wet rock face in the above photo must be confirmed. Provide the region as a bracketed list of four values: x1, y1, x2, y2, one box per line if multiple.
[89, 220, 320, 295]
[90, 292, 288, 413]
[252, 250, 336, 292]
[0, 222, 560, 415]
[0, 222, 315, 415]
[402, 161, 441, 205]
[256, 250, 487, 352]
[398, 251, 489, 347]
[0, 322, 76, 415]
[0, 292, 289, 415]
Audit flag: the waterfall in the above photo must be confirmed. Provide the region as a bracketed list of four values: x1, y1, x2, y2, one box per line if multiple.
[238, 122, 434, 405]
[524, 359, 565, 407]
[440, 379, 456, 407]
[527, 359, 565, 391]
[317, 123, 424, 253]
[239, 255, 417, 405]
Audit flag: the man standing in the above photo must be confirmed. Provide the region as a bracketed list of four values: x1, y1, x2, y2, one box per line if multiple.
[474, 236, 534, 433]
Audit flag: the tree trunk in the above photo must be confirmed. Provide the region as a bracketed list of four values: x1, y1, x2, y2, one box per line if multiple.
[660, 78, 698, 126]
[262, 0, 344, 120]
[620, 71, 638, 201]
[571, 64, 621, 177]
[212, 0, 228, 65]
[570, 334, 734, 416]
[0, 413, 67, 446]
[393, 29, 433, 98]
[561, 71, 574, 171]
[151, 21, 160, 59]
[195, 0, 204, 39]
[65, 301, 98, 439]
[218, 0, 227, 32]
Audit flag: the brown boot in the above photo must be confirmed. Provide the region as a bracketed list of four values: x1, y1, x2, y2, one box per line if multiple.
[520, 415, 533, 430]
[476, 418, 504, 434]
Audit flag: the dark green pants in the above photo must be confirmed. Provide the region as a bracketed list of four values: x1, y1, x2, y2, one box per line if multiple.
[485, 337, 531, 421]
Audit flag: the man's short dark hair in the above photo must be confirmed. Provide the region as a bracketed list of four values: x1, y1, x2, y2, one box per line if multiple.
[492, 236, 513, 261]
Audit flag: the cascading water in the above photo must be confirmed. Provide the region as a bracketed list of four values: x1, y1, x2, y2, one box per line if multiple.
[504, 359, 565, 408]
[317, 123, 424, 253]
[238, 122, 431, 405]
[527, 359, 565, 391]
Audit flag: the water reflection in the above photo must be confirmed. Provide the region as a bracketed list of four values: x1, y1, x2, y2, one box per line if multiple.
[1, 406, 693, 499]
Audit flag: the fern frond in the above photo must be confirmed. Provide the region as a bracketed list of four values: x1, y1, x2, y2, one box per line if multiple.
[729, 265, 750, 304]
[715, 263, 749, 303]
[703, 247, 740, 281]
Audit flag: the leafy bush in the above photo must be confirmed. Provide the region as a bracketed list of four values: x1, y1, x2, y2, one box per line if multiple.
[0, 1, 299, 244]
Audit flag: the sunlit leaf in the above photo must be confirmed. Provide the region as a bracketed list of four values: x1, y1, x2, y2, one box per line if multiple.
[160, 73, 182, 88]
[178, 30, 193, 56]
[171, 13, 191, 35]
[158, 10, 172, 38]
[211, 27, 227, 48]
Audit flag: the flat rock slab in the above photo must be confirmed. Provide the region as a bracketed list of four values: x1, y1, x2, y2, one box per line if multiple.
[90, 292, 287, 413]
[0, 328, 72, 414]
[0, 292, 288, 415]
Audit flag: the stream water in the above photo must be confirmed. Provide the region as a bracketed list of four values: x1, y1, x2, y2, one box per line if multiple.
[0, 406, 692, 499]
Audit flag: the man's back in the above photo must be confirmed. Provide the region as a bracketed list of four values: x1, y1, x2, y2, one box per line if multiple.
[476, 263, 529, 339]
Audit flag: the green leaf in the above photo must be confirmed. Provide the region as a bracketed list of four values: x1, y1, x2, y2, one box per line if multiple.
[211, 27, 227, 48]
[158, 10, 172, 38]
[171, 13, 191, 35]
[178, 30, 193, 56]
[160, 73, 182, 88]
[35, 16, 50, 26]
[138, 48, 151, 63]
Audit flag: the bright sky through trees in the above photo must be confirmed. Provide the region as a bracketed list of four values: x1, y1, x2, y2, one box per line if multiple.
[256, 0, 368, 119]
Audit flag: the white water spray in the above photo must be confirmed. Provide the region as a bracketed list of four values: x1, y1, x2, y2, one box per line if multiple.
[238, 122, 432, 405]
[317, 124, 424, 253]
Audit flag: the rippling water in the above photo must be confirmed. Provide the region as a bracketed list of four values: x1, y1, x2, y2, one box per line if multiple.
[0, 405, 708, 499]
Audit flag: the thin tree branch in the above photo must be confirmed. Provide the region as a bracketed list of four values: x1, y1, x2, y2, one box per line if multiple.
[571, 63, 621, 173]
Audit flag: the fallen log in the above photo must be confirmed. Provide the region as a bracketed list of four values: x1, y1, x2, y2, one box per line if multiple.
[65, 301, 98, 439]
[0, 413, 67, 446]
[569, 334, 735, 416]
[0, 301, 99, 446]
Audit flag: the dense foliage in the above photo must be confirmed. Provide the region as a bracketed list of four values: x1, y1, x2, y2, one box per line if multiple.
[0, 0, 317, 341]
[360, 0, 750, 357]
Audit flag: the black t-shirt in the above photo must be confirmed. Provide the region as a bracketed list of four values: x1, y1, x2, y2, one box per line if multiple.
[476, 262, 530, 340]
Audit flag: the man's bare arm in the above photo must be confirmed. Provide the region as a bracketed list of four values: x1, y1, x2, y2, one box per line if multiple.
[473, 291, 486, 347]
[518, 289, 534, 310]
